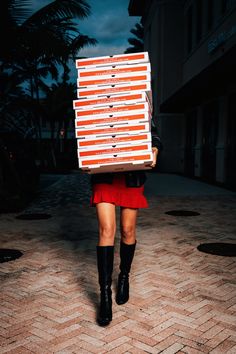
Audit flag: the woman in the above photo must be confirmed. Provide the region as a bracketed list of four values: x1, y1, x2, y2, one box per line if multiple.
[90, 131, 162, 326]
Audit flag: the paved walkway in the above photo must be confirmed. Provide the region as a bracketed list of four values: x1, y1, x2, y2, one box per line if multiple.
[1, 172, 236, 354]
[145, 173, 236, 197]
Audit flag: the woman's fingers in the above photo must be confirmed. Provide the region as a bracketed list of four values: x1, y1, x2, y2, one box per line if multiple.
[150, 147, 158, 168]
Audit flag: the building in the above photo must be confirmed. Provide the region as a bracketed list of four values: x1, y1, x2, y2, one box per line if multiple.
[129, 0, 236, 190]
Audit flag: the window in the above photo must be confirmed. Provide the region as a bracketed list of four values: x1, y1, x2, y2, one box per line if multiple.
[207, 0, 214, 31]
[196, 0, 203, 43]
[187, 5, 193, 53]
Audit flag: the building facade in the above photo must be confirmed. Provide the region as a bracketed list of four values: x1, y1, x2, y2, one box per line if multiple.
[129, 0, 236, 190]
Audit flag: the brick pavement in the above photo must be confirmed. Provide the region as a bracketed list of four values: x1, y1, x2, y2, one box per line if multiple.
[0, 172, 236, 354]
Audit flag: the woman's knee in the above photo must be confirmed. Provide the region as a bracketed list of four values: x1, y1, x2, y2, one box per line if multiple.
[120, 225, 136, 243]
[99, 224, 116, 243]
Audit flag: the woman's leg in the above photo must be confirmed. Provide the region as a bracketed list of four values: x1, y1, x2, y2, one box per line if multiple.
[116, 207, 138, 305]
[96, 202, 116, 326]
[96, 202, 116, 246]
[120, 207, 138, 244]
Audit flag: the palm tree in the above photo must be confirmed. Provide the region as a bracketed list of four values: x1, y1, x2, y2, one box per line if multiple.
[35, 80, 76, 168]
[0, 0, 92, 58]
[0, 0, 97, 195]
[0, 1, 96, 92]
[124, 22, 144, 54]
[41, 81, 76, 142]
[0, 71, 28, 134]
[0, 0, 96, 134]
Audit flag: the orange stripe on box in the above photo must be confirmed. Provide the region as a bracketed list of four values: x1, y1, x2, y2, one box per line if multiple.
[78, 134, 149, 146]
[81, 154, 151, 166]
[79, 75, 148, 86]
[80, 144, 149, 157]
[76, 103, 145, 117]
[77, 125, 146, 136]
[74, 93, 142, 107]
[77, 54, 145, 67]
[76, 113, 146, 126]
[78, 84, 148, 97]
[79, 65, 149, 77]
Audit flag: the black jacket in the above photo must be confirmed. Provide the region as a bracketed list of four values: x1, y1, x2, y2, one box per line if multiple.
[91, 130, 163, 188]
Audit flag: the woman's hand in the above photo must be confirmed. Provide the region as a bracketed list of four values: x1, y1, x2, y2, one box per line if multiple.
[150, 147, 158, 168]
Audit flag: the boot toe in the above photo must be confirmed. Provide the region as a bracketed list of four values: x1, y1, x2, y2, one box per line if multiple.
[116, 290, 129, 305]
[116, 296, 129, 305]
[97, 314, 112, 326]
[97, 319, 111, 326]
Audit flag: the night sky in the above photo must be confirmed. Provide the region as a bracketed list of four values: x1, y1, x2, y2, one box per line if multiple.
[31, 0, 141, 58]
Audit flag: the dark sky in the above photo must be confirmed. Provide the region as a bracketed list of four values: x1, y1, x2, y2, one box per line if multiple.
[31, 0, 141, 58]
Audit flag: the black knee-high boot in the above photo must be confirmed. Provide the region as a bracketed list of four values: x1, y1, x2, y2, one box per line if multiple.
[116, 241, 136, 305]
[96, 245, 114, 326]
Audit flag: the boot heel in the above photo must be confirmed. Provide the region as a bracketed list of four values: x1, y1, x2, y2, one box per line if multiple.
[116, 273, 129, 305]
[97, 287, 112, 326]
[116, 241, 136, 305]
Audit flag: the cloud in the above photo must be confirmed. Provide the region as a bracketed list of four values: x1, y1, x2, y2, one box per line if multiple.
[30, 0, 141, 56]
[80, 12, 138, 43]
[78, 0, 140, 55]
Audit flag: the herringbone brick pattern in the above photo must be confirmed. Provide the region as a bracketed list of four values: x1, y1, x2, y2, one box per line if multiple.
[0, 173, 236, 353]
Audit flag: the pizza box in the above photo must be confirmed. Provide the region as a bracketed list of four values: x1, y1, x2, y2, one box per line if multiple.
[81, 161, 153, 173]
[75, 112, 150, 128]
[78, 151, 153, 170]
[77, 72, 151, 88]
[75, 122, 150, 139]
[73, 92, 148, 110]
[77, 142, 152, 158]
[77, 132, 151, 148]
[75, 102, 150, 119]
[77, 63, 151, 78]
[80, 160, 153, 173]
[77, 82, 152, 99]
[76, 52, 149, 69]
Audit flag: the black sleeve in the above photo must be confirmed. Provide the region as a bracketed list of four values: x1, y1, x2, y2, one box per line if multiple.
[151, 131, 163, 151]
[151, 120, 163, 151]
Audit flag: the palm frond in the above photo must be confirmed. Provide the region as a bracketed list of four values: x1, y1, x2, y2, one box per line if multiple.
[124, 21, 144, 54]
[130, 23, 144, 40]
[0, 0, 31, 26]
[127, 38, 143, 48]
[24, 0, 91, 27]
[70, 34, 97, 59]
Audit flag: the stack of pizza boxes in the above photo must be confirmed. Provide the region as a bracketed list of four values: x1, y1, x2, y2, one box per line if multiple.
[73, 52, 153, 173]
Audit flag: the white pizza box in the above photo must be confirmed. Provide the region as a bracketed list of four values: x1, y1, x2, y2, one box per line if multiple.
[77, 142, 152, 158]
[75, 122, 150, 139]
[77, 63, 151, 78]
[78, 151, 153, 172]
[77, 82, 152, 99]
[77, 132, 151, 148]
[75, 101, 150, 119]
[75, 111, 150, 129]
[76, 52, 149, 69]
[80, 160, 153, 173]
[77, 72, 151, 88]
[73, 92, 148, 110]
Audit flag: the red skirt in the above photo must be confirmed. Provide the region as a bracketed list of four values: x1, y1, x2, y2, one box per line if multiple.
[90, 173, 148, 209]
